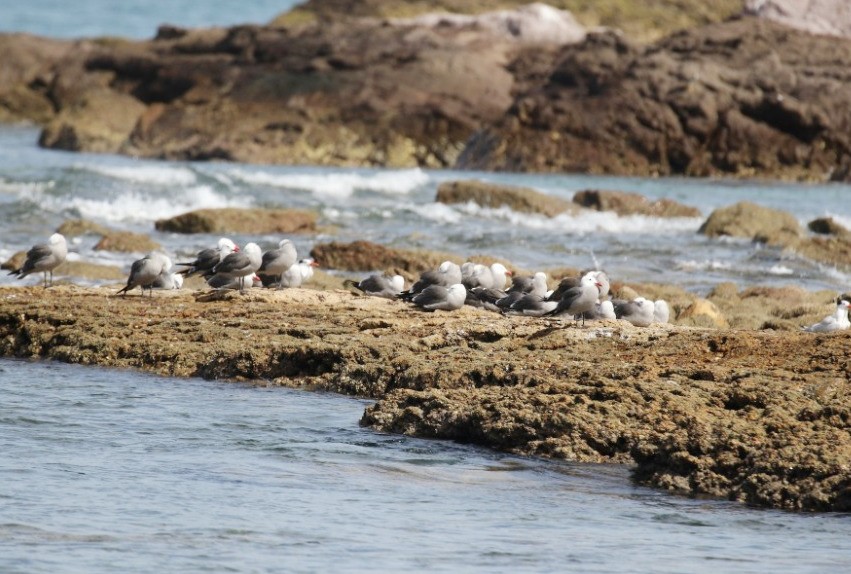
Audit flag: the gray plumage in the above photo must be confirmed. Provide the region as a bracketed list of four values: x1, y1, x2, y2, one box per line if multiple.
[345, 274, 404, 299]
[177, 237, 238, 277]
[209, 242, 262, 292]
[8, 233, 68, 288]
[258, 239, 298, 289]
[411, 283, 467, 312]
[401, 261, 462, 299]
[544, 272, 601, 324]
[117, 252, 171, 296]
[614, 297, 655, 327]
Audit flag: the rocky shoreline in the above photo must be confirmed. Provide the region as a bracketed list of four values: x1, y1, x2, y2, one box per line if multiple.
[1, 284, 849, 511]
[2, 2, 851, 180]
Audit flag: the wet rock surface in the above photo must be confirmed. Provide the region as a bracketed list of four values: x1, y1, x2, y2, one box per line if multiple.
[154, 208, 317, 234]
[573, 189, 701, 218]
[436, 180, 578, 217]
[1, 285, 849, 511]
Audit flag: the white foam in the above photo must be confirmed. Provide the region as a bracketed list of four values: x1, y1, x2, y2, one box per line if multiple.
[228, 168, 430, 199]
[767, 265, 794, 276]
[675, 259, 733, 272]
[74, 163, 198, 186]
[28, 185, 251, 223]
[408, 202, 464, 224]
[0, 179, 54, 195]
[453, 202, 703, 235]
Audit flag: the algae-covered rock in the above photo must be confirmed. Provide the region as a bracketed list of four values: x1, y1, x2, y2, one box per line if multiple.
[94, 231, 161, 253]
[155, 208, 317, 234]
[436, 180, 577, 217]
[698, 201, 802, 245]
[573, 189, 701, 218]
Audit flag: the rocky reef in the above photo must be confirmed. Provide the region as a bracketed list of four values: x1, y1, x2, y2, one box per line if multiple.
[1, 284, 849, 512]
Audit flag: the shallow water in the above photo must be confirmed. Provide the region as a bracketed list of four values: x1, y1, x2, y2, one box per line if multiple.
[2, 358, 850, 573]
[1, 125, 850, 295]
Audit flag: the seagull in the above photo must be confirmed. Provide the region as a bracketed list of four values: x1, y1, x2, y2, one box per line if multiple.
[176, 237, 239, 277]
[257, 239, 298, 289]
[543, 272, 602, 325]
[411, 283, 467, 312]
[8, 232, 68, 288]
[117, 252, 172, 296]
[344, 274, 405, 299]
[399, 261, 462, 300]
[461, 262, 512, 291]
[505, 293, 558, 317]
[208, 242, 262, 292]
[653, 299, 670, 324]
[151, 267, 184, 290]
[803, 300, 851, 333]
[279, 258, 319, 288]
[614, 297, 656, 327]
[548, 270, 609, 302]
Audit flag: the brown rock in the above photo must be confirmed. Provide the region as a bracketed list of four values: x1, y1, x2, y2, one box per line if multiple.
[93, 231, 161, 253]
[1, 251, 27, 272]
[56, 219, 111, 238]
[310, 240, 459, 276]
[436, 180, 577, 217]
[677, 298, 728, 328]
[573, 189, 701, 218]
[698, 201, 802, 245]
[155, 208, 317, 234]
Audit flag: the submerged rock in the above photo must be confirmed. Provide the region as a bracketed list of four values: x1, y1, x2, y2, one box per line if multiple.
[573, 189, 701, 218]
[155, 208, 317, 234]
[698, 201, 802, 245]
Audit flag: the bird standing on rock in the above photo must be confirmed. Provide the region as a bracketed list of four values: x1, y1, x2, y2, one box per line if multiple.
[177, 237, 238, 277]
[400, 261, 462, 300]
[8, 232, 68, 288]
[279, 258, 319, 288]
[543, 272, 602, 325]
[117, 252, 172, 296]
[257, 239, 298, 289]
[209, 242, 262, 292]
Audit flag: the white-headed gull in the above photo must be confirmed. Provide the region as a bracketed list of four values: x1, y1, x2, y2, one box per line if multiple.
[8, 232, 68, 288]
[803, 300, 851, 333]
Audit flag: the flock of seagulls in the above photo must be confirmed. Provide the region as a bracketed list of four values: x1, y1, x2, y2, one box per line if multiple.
[5, 231, 851, 332]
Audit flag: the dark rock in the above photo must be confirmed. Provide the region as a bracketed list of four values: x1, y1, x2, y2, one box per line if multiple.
[573, 189, 701, 217]
[808, 217, 850, 237]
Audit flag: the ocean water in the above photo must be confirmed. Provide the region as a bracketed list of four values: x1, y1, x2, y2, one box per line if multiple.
[2, 358, 851, 574]
[2, 4, 851, 572]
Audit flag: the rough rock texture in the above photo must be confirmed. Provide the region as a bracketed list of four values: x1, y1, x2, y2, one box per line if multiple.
[457, 17, 851, 181]
[154, 208, 317, 234]
[275, 0, 743, 43]
[699, 201, 851, 270]
[1, 284, 849, 512]
[310, 240, 460, 277]
[93, 231, 162, 253]
[808, 217, 850, 237]
[573, 189, 701, 218]
[746, 0, 851, 39]
[436, 180, 578, 217]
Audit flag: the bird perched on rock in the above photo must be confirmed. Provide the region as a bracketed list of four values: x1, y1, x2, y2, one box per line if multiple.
[803, 300, 851, 333]
[279, 258, 319, 288]
[613, 297, 656, 327]
[344, 274, 405, 299]
[176, 237, 238, 277]
[257, 239, 298, 289]
[208, 242, 262, 292]
[399, 261, 462, 300]
[411, 283, 467, 312]
[543, 271, 602, 325]
[653, 299, 670, 324]
[117, 252, 172, 296]
[8, 232, 68, 288]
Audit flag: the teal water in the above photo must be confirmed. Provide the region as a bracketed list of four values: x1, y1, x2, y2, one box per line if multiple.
[2, 359, 850, 573]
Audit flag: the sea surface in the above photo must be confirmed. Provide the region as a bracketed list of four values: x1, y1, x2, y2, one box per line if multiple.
[3, 358, 851, 574]
[2, 3, 851, 572]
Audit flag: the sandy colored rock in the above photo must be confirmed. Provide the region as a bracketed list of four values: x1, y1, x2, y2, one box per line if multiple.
[746, 0, 851, 39]
[436, 179, 577, 217]
[155, 208, 317, 234]
[678, 298, 729, 328]
[93, 231, 161, 253]
[310, 240, 460, 276]
[1, 284, 850, 512]
[698, 201, 802, 245]
[56, 219, 112, 238]
[573, 189, 701, 218]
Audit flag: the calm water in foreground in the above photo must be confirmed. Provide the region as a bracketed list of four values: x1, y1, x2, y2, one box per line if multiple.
[2, 359, 850, 573]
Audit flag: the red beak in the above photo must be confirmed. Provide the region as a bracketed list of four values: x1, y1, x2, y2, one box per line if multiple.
[234, 245, 240, 252]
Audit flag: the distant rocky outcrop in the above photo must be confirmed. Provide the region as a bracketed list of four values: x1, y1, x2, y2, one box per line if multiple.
[436, 180, 577, 217]
[155, 208, 317, 234]
[310, 240, 459, 277]
[746, 0, 851, 39]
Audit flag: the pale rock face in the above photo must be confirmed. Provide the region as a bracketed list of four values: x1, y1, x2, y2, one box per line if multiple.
[745, 0, 851, 39]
